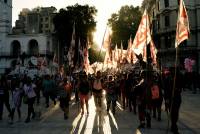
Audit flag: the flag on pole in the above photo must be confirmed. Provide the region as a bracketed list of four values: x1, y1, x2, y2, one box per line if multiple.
[114, 44, 119, 62]
[150, 40, 157, 64]
[132, 9, 151, 62]
[67, 23, 76, 67]
[175, 0, 190, 47]
[103, 27, 111, 49]
[104, 48, 112, 65]
[127, 36, 133, 63]
[119, 41, 123, 63]
[83, 46, 90, 72]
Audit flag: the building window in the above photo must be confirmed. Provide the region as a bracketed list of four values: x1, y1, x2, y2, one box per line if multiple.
[157, 20, 160, 30]
[165, 36, 171, 48]
[45, 24, 49, 28]
[45, 17, 48, 21]
[164, 0, 169, 7]
[4, 0, 7, 3]
[165, 15, 170, 27]
[157, 2, 160, 11]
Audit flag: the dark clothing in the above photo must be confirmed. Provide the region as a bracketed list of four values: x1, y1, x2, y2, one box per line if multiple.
[134, 78, 152, 127]
[163, 70, 182, 133]
[79, 80, 90, 95]
[27, 97, 35, 120]
[105, 81, 117, 114]
[0, 86, 11, 119]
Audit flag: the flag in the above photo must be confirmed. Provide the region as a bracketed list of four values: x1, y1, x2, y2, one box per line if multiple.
[103, 27, 111, 49]
[83, 46, 90, 72]
[175, 0, 190, 47]
[120, 41, 123, 63]
[150, 40, 157, 64]
[67, 23, 76, 67]
[127, 36, 133, 63]
[132, 9, 151, 62]
[78, 39, 84, 64]
[104, 48, 112, 65]
[114, 44, 119, 62]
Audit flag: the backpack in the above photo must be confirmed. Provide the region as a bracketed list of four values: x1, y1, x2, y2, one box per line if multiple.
[151, 84, 160, 99]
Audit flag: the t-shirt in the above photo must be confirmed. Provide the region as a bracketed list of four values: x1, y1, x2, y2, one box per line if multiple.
[23, 84, 36, 98]
[106, 81, 116, 94]
[79, 81, 90, 95]
[93, 79, 103, 90]
[42, 79, 55, 93]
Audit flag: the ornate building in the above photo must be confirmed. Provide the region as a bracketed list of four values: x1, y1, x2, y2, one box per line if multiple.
[151, 0, 200, 72]
[0, 0, 57, 74]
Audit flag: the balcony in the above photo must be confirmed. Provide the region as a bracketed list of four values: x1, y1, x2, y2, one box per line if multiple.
[0, 50, 54, 58]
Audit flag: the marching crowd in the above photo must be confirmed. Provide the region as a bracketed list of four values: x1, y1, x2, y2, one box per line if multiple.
[0, 64, 193, 134]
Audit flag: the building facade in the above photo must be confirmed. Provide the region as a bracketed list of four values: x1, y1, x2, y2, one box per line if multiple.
[0, 0, 57, 74]
[152, 0, 200, 72]
[12, 6, 56, 34]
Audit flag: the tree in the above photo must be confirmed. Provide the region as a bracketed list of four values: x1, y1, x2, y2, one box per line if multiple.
[141, 0, 156, 15]
[88, 43, 105, 64]
[108, 6, 142, 49]
[53, 4, 97, 65]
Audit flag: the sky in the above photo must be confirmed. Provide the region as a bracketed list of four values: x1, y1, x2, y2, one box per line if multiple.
[12, 0, 142, 46]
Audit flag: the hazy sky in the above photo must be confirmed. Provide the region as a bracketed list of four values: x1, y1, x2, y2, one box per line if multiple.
[13, 0, 142, 46]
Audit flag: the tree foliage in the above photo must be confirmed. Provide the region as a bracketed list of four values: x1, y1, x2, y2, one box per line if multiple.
[53, 4, 97, 47]
[108, 6, 142, 49]
[141, 0, 156, 14]
[53, 4, 97, 64]
[88, 44, 105, 64]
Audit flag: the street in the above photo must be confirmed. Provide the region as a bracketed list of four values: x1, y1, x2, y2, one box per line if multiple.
[0, 90, 199, 134]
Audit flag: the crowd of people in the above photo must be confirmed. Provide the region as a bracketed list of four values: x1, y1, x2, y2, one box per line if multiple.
[0, 62, 196, 134]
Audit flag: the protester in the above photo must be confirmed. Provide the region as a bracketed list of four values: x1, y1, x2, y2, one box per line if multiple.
[34, 77, 42, 105]
[151, 75, 163, 121]
[42, 75, 56, 108]
[78, 72, 90, 115]
[92, 71, 103, 111]
[167, 68, 182, 134]
[0, 75, 12, 120]
[105, 75, 117, 115]
[10, 79, 23, 123]
[57, 78, 72, 120]
[23, 77, 36, 123]
[119, 73, 127, 109]
[134, 71, 152, 128]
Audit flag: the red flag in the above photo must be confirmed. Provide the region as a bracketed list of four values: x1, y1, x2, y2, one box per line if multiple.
[150, 40, 157, 64]
[175, 0, 190, 47]
[83, 45, 90, 71]
[103, 27, 111, 49]
[127, 36, 133, 63]
[132, 9, 151, 61]
[114, 44, 119, 62]
[104, 48, 112, 65]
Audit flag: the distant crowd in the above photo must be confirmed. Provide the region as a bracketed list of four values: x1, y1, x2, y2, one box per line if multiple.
[0, 64, 198, 134]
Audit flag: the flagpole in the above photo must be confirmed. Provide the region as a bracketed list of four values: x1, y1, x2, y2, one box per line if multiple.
[100, 26, 108, 72]
[167, 1, 179, 133]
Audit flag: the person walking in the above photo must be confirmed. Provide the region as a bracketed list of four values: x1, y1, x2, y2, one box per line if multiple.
[78, 72, 90, 115]
[23, 77, 36, 123]
[57, 78, 72, 120]
[105, 75, 117, 115]
[42, 75, 56, 108]
[0, 75, 12, 120]
[92, 71, 103, 112]
[10, 79, 23, 123]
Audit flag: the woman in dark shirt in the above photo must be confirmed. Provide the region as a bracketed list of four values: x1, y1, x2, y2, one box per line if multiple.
[78, 73, 90, 115]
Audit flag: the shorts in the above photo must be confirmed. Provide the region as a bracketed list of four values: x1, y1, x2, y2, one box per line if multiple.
[79, 93, 89, 101]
